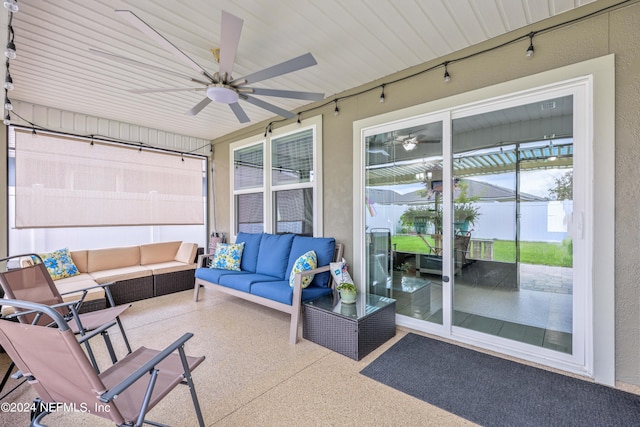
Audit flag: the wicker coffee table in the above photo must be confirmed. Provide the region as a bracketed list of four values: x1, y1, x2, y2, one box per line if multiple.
[302, 292, 395, 360]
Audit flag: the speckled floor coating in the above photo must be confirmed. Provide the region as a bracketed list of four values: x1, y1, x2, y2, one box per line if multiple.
[0, 289, 474, 426]
[3, 288, 637, 426]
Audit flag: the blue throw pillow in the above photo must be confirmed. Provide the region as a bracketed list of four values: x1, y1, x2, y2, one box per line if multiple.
[32, 247, 79, 280]
[289, 250, 317, 288]
[211, 242, 245, 271]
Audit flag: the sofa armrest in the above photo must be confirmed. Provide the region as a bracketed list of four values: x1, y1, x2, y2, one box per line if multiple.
[197, 253, 215, 268]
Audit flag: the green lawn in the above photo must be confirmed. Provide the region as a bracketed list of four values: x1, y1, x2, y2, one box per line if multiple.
[391, 235, 572, 267]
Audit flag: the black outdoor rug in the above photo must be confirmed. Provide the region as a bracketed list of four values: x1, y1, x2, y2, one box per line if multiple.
[360, 333, 640, 427]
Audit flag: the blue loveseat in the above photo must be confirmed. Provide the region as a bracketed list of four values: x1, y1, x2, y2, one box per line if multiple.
[193, 232, 343, 343]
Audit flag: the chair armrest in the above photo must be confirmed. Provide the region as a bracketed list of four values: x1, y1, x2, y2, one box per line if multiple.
[59, 281, 119, 308]
[76, 321, 117, 345]
[0, 298, 72, 330]
[99, 332, 195, 402]
[4, 298, 82, 320]
[197, 253, 215, 268]
[58, 281, 116, 296]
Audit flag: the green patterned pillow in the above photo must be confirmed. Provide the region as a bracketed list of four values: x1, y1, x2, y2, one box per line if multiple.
[33, 247, 80, 281]
[211, 242, 245, 271]
[289, 250, 317, 288]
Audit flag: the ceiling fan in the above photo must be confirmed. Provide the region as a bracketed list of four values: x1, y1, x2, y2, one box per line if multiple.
[89, 10, 324, 123]
[366, 132, 440, 156]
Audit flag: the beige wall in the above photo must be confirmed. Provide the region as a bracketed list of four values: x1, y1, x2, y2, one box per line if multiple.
[211, 0, 640, 386]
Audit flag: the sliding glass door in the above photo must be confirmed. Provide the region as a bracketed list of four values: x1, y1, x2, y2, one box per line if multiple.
[451, 95, 574, 354]
[365, 118, 444, 324]
[360, 82, 589, 370]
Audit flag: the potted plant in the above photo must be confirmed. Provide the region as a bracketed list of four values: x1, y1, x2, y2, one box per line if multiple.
[336, 282, 357, 304]
[398, 261, 416, 275]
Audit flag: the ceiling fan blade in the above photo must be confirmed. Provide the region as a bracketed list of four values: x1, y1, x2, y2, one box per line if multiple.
[229, 102, 250, 123]
[231, 53, 317, 86]
[186, 97, 213, 116]
[242, 95, 295, 119]
[248, 88, 324, 101]
[89, 49, 209, 84]
[130, 87, 206, 94]
[219, 11, 243, 78]
[115, 10, 215, 81]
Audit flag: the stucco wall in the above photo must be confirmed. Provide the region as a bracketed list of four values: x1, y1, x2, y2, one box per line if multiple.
[611, 3, 640, 386]
[211, 1, 640, 386]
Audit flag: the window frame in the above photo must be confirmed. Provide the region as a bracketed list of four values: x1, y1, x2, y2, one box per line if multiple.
[230, 115, 323, 241]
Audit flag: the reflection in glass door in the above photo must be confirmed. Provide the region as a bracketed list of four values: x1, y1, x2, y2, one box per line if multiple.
[365, 120, 444, 324]
[451, 95, 574, 353]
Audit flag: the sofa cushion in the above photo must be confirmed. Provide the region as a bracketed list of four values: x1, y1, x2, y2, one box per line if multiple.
[218, 273, 281, 293]
[34, 247, 80, 281]
[289, 250, 317, 288]
[140, 241, 182, 265]
[89, 266, 152, 284]
[70, 250, 88, 273]
[55, 273, 105, 303]
[146, 261, 196, 275]
[195, 268, 249, 284]
[235, 232, 263, 273]
[211, 242, 244, 271]
[286, 236, 335, 288]
[87, 246, 140, 272]
[250, 281, 333, 305]
[255, 233, 295, 279]
[174, 242, 198, 264]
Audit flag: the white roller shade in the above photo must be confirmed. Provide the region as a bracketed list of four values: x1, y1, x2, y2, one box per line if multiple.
[15, 130, 204, 228]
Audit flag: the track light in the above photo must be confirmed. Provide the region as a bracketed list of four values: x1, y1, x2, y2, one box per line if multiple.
[443, 62, 451, 83]
[4, 96, 12, 110]
[3, 0, 18, 12]
[379, 85, 385, 103]
[5, 41, 16, 60]
[3, 112, 10, 125]
[333, 100, 339, 116]
[526, 32, 535, 57]
[297, 113, 301, 125]
[32, 128, 37, 138]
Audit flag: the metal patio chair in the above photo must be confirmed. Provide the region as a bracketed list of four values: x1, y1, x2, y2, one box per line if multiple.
[0, 298, 206, 427]
[0, 253, 133, 396]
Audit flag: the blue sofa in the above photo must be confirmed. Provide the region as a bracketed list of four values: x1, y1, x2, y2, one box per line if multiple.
[193, 232, 343, 343]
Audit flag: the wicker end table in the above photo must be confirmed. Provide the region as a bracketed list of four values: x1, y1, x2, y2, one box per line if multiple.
[302, 292, 396, 360]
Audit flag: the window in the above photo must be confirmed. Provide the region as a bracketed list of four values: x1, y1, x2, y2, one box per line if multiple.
[231, 115, 322, 239]
[234, 143, 264, 233]
[8, 128, 208, 252]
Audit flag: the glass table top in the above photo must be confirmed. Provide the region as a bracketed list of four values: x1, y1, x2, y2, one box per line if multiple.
[304, 292, 395, 320]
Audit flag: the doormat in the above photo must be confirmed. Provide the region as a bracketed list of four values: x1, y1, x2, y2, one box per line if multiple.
[360, 333, 640, 427]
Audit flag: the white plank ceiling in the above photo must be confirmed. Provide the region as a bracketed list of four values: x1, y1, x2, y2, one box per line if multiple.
[7, 0, 597, 141]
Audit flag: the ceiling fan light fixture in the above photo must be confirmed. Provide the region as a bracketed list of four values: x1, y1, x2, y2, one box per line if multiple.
[206, 85, 239, 104]
[403, 137, 417, 151]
